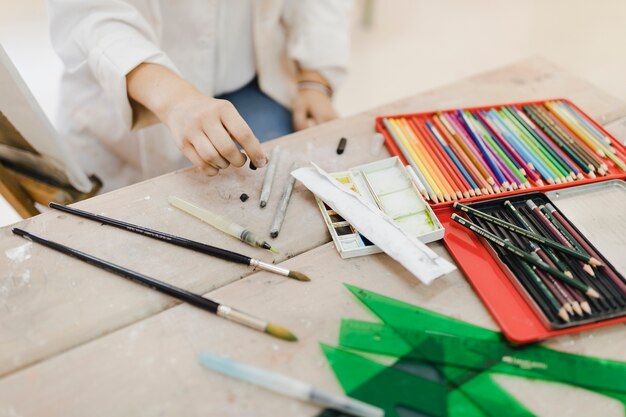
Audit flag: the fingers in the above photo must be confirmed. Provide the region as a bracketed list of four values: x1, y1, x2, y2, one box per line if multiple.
[202, 122, 246, 168]
[190, 134, 230, 169]
[180, 143, 219, 176]
[292, 96, 308, 131]
[219, 101, 267, 168]
[310, 103, 337, 125]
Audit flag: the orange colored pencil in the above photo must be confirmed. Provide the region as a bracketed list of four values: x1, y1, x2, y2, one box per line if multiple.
[432, 114, 490, 195]
[438, 112, 496, 186]
[409, 117, 470, 199]
[396, 118, 454, 201]
[388, 118, 442, 202]
[406, 118, 463, 199]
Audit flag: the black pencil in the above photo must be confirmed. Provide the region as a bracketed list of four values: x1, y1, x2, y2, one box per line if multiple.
[520, 205, 593, 315]
[453, 202, 602, 267]
[497, 210, 580, 317]
[48, 203, 309, 282]
[451, 214, 600, 298]
[477, 215, 568, 322]
[526, 200, 597, 276]
[12, 228, 297, 341]
[503, 201, 574, 278]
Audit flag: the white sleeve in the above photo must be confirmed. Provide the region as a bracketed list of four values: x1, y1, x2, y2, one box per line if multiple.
[49, 0, 180, 129]
[283, 0, 354, 92]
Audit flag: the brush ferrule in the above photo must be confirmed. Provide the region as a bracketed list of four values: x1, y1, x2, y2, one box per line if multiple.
[217, 305, 266, 331]
[249, 259, 289, 276]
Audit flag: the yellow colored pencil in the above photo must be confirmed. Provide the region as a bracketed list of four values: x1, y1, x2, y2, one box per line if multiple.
[388, 118, 444, 202]
[398, 118, 456, 201]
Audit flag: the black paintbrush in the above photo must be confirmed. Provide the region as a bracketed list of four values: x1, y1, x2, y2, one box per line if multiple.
[12, 228, 297, 341]
[48, 203, 309, 282]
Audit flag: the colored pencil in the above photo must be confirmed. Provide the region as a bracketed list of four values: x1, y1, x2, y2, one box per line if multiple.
[509, 107, 580, 180]
[410, 117, 467, 198]
[453, 202, 603, 266]
[385, 118, 440, 202]
[470, 112, 527, 187]
[525, 200, 599, 276]
[378, 99, 626, 204]
[522, 106, 592, 177]
[503, 201, 573, 278]
[502, 202, 585, 315]
[12, 228, 298, 341]
[529, 104, 607, 174]
[545, 203, 626, 296]
[406, 164, 430, 200]
[475, 216, 569, 322]
[458, 110, 508, 188]
[476, 110, 537, 186]
[440, 112, 496, 186]
[451, 214, 600, 298]
[426, 120, 479, 196]
[433, 115, 489, 195]
[399, 117, 455, 200]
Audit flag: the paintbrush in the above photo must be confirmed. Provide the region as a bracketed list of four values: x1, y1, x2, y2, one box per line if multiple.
[48, 203, 309, 282]
[12, 228, 297, 341]
[169, 196, 279, 254]
[198, 352, 383, 417]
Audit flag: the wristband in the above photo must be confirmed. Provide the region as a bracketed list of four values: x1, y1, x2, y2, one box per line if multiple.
[297, 80, 333, 97]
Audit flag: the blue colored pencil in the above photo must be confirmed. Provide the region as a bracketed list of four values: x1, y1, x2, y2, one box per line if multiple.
[458, 110, 509, 188]
[426, 120, 480, 195]
[489, 109, 557, 183]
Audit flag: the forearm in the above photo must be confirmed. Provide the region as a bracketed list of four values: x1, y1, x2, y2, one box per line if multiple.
[126, 63, 201, 125]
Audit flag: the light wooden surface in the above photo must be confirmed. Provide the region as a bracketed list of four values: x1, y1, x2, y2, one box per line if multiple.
[1, 58, 626, 416]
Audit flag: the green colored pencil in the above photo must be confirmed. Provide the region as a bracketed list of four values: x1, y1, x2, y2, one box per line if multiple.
[453, 202, 602, 266]
[499, 108, 566, 182]
[503, 201, 574, 278]
[451, 213, 600, 298]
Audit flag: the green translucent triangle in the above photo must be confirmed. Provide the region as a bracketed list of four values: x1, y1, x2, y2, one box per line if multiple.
[321, 343, 492, 417]
[345, 284, 626, 395]
[338, 320, 535, 417]
[344, 284, 499, 341]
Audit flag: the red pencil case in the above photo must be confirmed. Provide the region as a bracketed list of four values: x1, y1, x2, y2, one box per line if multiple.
[375, 98, 626, 344]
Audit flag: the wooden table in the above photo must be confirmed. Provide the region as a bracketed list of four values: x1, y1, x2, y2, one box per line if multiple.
[2, 58, 626, 417]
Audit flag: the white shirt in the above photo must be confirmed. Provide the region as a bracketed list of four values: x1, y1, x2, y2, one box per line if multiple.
[48, 0, 353, 191]
[214, 0, 255, 96]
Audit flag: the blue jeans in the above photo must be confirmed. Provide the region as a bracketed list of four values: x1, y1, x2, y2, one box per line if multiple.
[216, 78, 294, 142]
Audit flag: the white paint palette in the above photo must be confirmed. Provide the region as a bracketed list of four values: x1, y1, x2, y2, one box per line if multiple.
[316, 156, 444, 258]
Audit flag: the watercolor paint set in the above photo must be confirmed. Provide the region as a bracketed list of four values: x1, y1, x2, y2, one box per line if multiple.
[316, 157, 444, 258]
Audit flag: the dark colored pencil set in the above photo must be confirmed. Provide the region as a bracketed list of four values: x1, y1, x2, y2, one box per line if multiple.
[452, 196, 626, 328]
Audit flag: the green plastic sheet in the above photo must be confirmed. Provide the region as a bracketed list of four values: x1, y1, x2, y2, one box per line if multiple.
[320, 284, 626, 417]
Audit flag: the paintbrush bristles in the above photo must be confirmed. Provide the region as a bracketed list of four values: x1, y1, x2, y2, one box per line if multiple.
[251, 259, 310, 282]
[288, 271, 311, 282]
[265, 323, 298, 341]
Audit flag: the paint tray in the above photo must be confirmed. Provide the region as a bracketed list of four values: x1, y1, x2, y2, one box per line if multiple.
[316, 157, 444, 258]
[437, 179, 626, 343]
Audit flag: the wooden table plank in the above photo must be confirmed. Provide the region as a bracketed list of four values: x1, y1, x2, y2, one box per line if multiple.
[1, 243, 624, 417]
[1, 57, 625, 381]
